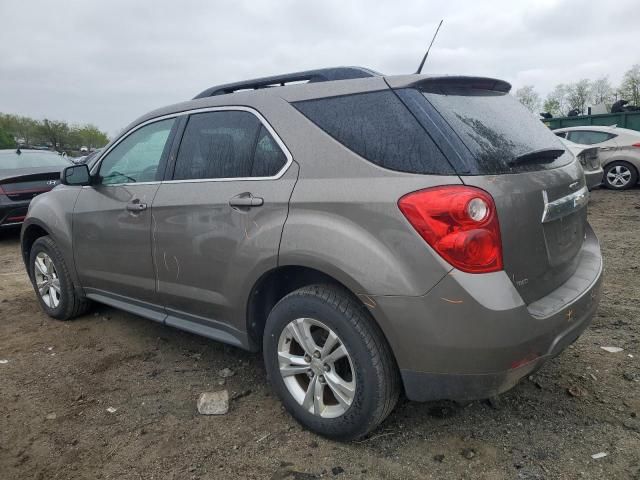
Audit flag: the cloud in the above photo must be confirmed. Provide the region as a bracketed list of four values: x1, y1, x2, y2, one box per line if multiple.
[1, 0, 638, 136]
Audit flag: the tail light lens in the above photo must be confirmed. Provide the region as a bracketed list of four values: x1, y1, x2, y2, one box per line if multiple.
[398, 186, 503, 273]
[632, 142, 640, 148]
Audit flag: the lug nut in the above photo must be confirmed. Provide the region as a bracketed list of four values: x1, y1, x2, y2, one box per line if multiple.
[304, 354, 311, 363]
[313, 351, 321, 359]
[319, 375, 325, 383]
[307, 369, 314, 378]
[323, 364, 330, 372]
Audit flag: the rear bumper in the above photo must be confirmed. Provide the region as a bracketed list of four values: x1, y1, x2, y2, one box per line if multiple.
[584, 168, 603, 190]
[370, 224, 603, 402]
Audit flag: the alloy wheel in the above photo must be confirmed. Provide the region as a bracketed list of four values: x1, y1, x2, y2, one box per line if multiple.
[34, 252, 61, 308]
[277, 317, 356, 418]
[607, 165, 632, 188]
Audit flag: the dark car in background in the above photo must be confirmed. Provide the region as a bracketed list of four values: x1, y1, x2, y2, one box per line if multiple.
[0, 149, 72, 228]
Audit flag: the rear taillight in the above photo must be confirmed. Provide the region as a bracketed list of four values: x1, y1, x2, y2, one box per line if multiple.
[632, 142, 640, 148]
[398, 186, 503, 273]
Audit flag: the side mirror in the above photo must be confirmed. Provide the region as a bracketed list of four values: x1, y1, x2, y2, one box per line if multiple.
[61, 164, 91, 186]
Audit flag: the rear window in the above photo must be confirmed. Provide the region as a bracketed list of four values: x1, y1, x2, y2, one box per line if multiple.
[293, 91, 454, 175]
[0, 151, 70, 171]
[423, 89, 572, 174]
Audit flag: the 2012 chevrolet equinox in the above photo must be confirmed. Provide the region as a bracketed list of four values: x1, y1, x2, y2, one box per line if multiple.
[21, 67, 602, 440]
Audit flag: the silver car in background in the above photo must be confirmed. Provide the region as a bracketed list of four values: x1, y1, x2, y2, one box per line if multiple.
[558, 138, 603, 190]
[554, 125, 640, 190]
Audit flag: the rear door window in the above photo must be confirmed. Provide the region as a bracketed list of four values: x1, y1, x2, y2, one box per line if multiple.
[173, 111, 288, 180]
[293, 91, 454, 175]
[173, 111, 260, 180]
[567, 130, 616, 145]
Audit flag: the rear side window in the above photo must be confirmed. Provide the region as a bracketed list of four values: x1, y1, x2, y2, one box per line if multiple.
[422, 89, 572, 174]
[173, 111, 287, 180]
[293, 90, 453, 175]
[567, 130, 615, 145]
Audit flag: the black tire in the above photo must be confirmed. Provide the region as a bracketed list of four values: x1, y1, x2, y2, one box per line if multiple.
[29, 236, 90, 320]
[263, 284, 400, 441]
[603, 161, 638, 190]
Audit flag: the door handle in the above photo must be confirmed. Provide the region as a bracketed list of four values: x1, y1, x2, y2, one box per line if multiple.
[126, 201, 148, 212]
[229, 193, 264, 208]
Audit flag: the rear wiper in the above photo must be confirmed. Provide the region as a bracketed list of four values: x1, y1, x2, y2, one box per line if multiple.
[509, 148, 565, 165]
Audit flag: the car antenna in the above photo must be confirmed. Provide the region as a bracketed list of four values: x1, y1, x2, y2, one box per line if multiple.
[415, 19, 444, 74]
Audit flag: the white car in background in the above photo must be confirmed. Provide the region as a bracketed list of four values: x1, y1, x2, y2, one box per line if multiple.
[557, 138, 603, 190]
[554, 126, 640, 190]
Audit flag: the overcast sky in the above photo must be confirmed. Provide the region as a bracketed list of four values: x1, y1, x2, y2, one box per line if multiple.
[1, 0, 638, 137]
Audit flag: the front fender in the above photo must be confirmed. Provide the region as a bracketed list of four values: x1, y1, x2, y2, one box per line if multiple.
[21, 186, 81, 286]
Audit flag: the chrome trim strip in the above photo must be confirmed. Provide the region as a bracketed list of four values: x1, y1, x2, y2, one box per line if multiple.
[541, 186, 589, 223]
[90, 106, 293, 185]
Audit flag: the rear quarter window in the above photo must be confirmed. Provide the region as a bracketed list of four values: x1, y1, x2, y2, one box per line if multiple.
[292, 90, 454, 175]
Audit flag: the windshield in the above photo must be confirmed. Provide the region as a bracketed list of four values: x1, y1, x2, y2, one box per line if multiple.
[0, 151, 70, 171]
[423, 89, 572, 174]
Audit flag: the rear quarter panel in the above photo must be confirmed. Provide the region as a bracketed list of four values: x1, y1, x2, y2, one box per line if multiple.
[272, 97, 458, 297]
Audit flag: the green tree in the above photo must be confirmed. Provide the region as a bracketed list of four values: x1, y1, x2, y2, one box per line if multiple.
[567, 79, 591, 114]
[73, 124, 109, 149]
[0, 128, 15, 149]
[515, 85, 541, 113]
[39, 118, 70, 150]
[620, 64, 640, 106]
[543, 84, 569, 116]
[590, 76, 614, 106]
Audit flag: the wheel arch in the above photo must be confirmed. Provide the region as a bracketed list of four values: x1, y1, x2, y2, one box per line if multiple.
[245, 265, 397, 360]
[21, 220, 51, 276]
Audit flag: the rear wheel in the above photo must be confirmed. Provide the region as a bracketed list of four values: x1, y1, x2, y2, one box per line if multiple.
[603, 161, 638, 190]
[263, 284, 400, 440]
[29, 236, 90, 320]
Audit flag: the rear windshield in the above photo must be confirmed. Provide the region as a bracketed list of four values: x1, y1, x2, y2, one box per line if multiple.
[293, 91, 454, 175]
[422, 88, 572, 174]
[0, 151, 70, 171]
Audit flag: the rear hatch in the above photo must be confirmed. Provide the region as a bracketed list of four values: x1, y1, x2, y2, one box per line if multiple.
[393, 79, 588, 304]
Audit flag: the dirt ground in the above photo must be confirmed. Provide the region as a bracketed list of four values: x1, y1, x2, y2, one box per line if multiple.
[0, 188, 639, 480]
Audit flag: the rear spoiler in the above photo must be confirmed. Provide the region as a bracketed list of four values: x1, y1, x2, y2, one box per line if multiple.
[385, 74, 512, 93]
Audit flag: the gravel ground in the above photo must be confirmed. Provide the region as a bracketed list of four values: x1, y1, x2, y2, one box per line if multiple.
[0, 188, 639, 480]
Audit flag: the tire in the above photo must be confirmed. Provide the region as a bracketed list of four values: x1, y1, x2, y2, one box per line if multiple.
[29, 236, 90, 320]
[603, 161, 638, 190]
[263, 284, 400, 440]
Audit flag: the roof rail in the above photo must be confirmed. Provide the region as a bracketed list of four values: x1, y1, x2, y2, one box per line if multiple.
[193, 66, 380, 99]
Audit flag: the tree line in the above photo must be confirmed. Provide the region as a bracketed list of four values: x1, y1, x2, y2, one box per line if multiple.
[0, 113, 110, 152]
[515, 64, 640, 117]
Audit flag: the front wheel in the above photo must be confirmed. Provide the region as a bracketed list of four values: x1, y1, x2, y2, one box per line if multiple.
[603, 161, 638, 190]
[263, 285, 400, 440]
[29, 236, 90, 320]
